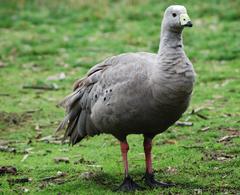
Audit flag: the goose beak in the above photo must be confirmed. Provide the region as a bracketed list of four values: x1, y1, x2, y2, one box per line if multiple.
[180, 13, 193, 27]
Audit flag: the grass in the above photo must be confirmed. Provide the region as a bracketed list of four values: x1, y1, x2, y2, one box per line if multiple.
[0, 0, 239, 194]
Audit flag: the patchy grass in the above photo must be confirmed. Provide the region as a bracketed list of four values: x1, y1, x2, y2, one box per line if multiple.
[0, 0, 239, 194]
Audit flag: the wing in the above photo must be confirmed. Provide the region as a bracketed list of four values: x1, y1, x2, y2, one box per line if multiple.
[57, 52, 156, 145]
[56, 55, 120, 145]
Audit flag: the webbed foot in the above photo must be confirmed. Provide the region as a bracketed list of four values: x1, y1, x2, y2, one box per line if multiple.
[144, 173, 175, 188]
[116, 176, 145, 192]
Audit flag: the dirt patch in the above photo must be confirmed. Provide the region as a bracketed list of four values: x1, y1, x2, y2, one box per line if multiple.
[74, 157, 96, 165]
[202, 152, 236, 161]
[0, 166, 17, 175]
[0, 111, 32, 128]
[218, 127, 240, 136]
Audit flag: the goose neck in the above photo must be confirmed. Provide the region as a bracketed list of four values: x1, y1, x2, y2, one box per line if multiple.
[158, 29, 183, 55]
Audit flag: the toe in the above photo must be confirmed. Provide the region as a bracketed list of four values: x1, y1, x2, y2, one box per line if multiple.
[115, 176, 145, 192]
[144, 173, 175, 188]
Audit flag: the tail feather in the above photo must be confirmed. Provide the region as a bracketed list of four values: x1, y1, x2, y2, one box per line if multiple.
[56, 115, 69, 132]
[70, 127, 81, 145]
[58, 88, 84, 110]
[64, 114, 79, 140]
[77, 110, 87, 137]
[57, 82, 100, 145]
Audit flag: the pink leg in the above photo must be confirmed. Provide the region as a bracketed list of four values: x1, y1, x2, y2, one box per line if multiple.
[143, 137, 175, 188]
[117, 140, 144, 191]
[144, 137, 153, 174]
[120, 141, 129, 177]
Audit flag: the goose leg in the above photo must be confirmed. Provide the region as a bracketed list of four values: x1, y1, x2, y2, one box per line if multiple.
[143, 137, 174, 188]
[116, 140, 144, 192]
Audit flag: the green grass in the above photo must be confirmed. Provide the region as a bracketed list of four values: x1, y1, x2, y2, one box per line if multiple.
[0, 0, 240, 194]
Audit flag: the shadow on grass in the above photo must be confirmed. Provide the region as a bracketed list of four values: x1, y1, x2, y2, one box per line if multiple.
[86, 171, 240, 193]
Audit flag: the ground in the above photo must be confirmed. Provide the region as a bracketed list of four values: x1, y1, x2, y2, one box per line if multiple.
[0, 0, 239, 194]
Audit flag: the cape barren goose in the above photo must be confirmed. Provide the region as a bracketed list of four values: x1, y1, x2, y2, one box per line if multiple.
[58, 5, 195, 191]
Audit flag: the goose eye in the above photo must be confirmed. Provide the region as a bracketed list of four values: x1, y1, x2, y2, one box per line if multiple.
[172, 13, 177, 17]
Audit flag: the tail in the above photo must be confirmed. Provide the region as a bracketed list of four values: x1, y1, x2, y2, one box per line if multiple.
[57, 86, 100, 145]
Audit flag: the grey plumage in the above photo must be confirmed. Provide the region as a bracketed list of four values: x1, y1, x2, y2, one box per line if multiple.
[57, 5, 195, 145]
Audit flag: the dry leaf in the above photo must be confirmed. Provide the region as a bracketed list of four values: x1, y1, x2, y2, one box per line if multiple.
[166, 166, 177, 174]
[80, 172, 96, 180]
[35, 124, 41, 131]
[201, 126, 210, 131]
[54, 157, 70, 164]
[163, 139, 177, 144]
[41, 171, 67, 182]
[86, 165, 102, 168]
[20, 187, 29, 193]
[8, 178, 32, 185]
[21, 154, 29, 162]
[0, 166, 17, 175]
[73, 157, 95, 165]
[194, 189, 203, 194]
[218, 135, 239, 142]
[47, 72, 66, 81]
[23, 83, 59, 90]
[0, 145, 16, 153]
[175, 121, 193, 126]
[0, 61, 6, 67]
[37, 135, 68, 144]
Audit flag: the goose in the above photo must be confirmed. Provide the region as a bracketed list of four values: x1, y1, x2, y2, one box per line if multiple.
[57, 5, 195, 191]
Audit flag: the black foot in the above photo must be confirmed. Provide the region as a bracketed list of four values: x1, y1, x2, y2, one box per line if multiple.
[144, 173, 175, 188]
[116, 176, 145, 192]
